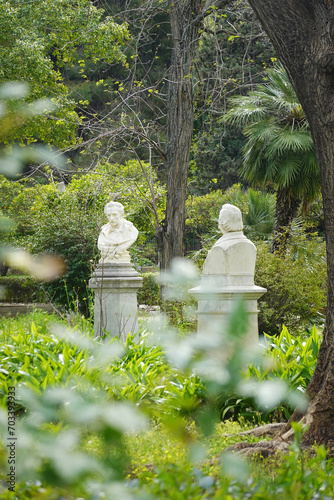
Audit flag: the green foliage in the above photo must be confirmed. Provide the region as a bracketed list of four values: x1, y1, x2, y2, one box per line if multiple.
[0, 175, 25, 213]
[185, 189, 223, 241]
[0, 274, 47, 303]
[255, 240, 327, 335]
[0, 0, 129, 148]
[108, 335, 205, 418]
[0, 311, 204, 494]
[0, 303, 329, 499]
[243, 189, 276, 240]
[128, 438, 334, 500]
[137, 273, 160, 306]
[190, 128, 244, 193]
[0, 311, 205, 418]
[217, 325, 320, 424]
[0, 82, 73, 293]
[23, 181, 99, 314]
[189, 5, 276, 193]
[265, 326, 319, 389]
[0, 84, 67, 184]
[0, 312, 90, 403]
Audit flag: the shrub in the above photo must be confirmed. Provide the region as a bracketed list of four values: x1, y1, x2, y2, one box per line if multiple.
[0, 175, 25, 217]
[137, 273, 160, 305]
[255, 240, 327, 335]
[0, 274, 47, 303]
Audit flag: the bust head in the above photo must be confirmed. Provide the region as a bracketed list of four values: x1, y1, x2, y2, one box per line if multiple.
[104, 201, 124, 217]
[218, 204, 243, 234]
[104, 201, 124, 230]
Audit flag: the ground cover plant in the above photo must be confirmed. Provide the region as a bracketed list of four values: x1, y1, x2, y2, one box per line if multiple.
[0, 310, 204, 417]
[218, 326, 320, 423]
[1, 305, 331, 499]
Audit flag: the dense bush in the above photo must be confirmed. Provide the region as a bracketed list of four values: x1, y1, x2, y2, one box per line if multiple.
[0, 274, 47, 303]
[0, 175, 25, 216]
[137, 272, 160, 305]
[255, 239, 327, 335]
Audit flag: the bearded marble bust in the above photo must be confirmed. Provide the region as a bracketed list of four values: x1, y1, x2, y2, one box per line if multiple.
[98, 202, 138, 263]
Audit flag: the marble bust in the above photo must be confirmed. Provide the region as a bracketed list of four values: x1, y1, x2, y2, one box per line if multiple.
[202, 203, 256, 286]
[98, 201, 138, 263]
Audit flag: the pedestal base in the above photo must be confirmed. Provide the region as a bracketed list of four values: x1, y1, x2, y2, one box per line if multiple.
[189, 283, 266, 347]
[89, 263, 143, 342]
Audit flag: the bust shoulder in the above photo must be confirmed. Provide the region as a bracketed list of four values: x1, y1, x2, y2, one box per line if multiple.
[124, 219, 138, 234]
[213, 231, 249, 249]
[124, 219, 134, 228]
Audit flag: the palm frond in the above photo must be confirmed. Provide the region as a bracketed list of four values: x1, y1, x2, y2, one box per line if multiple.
[276, 156, 303, 188]
[222, 97, 267, 128]
[243, 189, 276, 238]
[268, 127, 314, 156]
[243, 119, 280, 144]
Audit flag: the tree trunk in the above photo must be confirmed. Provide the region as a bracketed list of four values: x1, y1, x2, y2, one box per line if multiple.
[247, 0, 334, 446]
[156, 0, 203, 270]
[270, 188, 300, 253]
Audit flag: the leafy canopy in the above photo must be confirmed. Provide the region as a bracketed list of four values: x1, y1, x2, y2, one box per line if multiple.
[0, 0, 129, 148]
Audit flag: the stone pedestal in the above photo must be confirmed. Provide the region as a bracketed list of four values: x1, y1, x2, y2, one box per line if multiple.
[88, 263, 143, 342]
[190, 279, 266, 346]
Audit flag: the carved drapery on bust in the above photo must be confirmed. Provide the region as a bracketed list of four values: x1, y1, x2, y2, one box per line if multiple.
[98, 201, 138, 263]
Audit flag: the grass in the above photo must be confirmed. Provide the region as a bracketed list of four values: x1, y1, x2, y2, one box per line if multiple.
[125, 419, 260, 477]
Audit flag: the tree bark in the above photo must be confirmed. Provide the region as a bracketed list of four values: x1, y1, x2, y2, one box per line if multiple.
[156, 0, 204, 270]
[270, 188, 300, 253]
[247, 0, 334, 446]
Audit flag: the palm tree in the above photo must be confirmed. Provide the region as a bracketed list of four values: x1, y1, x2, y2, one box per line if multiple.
[223, 63, 320, 253]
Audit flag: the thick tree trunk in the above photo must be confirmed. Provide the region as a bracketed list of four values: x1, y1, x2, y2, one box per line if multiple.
[156, 0, 203, 270]
[247, 0, 334, 446]
[270, 188, 300, 253]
